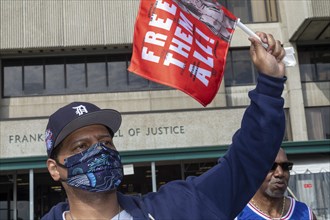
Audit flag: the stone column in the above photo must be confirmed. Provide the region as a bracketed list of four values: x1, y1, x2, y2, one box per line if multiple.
[284, 43, 308, 141]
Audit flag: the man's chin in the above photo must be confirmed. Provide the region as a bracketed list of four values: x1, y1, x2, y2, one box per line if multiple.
[265, 189, 285, 198]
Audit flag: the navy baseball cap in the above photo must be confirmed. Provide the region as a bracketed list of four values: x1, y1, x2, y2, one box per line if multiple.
[45, 102, 122, 157]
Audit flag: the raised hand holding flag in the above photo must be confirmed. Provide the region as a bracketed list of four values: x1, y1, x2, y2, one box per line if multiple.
[128, 0, 296, 106]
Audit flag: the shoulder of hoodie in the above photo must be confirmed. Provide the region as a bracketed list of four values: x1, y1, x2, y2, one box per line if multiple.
[41, 193, 143, 220]
[41, 202, 69, 220]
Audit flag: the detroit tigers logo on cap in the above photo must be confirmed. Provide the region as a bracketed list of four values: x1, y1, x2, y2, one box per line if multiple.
[72, 105, 89, 116]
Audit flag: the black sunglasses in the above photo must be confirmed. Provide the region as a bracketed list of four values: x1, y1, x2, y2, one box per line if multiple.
[270, 162, 293, 171]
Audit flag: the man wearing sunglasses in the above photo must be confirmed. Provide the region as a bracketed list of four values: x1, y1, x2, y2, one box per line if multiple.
[236, 148, 317, 220]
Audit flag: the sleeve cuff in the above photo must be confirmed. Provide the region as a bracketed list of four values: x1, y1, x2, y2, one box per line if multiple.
[256, 72, 287, 97]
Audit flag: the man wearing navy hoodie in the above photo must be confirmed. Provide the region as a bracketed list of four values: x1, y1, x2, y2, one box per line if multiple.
[42, 31, 287, 220]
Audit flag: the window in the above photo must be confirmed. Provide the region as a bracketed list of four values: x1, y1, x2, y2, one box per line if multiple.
[224, 48, 258, 86]
[2, 54, 169, 97]
[24, 59, 44, 95]
[87, 56, 107, 93]
[66, 56, 86, 93]
[0, 173, 31, 220]
[107, 55, 129, 92]
[305, 107, 330, 140]
[218, 0, 278, 23]
[298, 45, 330, 82]
[2, 49, 259, 97]
[3, 59, 23, 96]
[45, 58, 65, 94]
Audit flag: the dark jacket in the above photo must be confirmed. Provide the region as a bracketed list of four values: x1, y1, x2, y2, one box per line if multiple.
[42, 73, 286, 220]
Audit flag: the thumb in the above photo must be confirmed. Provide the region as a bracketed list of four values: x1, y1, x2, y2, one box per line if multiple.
[249, 37, 273, 74]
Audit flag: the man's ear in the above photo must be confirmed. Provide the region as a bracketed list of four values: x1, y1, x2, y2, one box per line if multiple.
[47, 158, 61, 181]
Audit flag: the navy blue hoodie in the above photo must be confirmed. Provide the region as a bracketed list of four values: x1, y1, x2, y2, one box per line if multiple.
[42, 73, 286, 220]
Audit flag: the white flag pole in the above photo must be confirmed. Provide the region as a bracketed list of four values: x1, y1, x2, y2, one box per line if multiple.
[236, 19, 296, 67]
[236, 19, 269, 49]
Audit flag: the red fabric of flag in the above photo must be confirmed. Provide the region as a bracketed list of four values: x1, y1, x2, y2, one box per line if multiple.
[128, 0, 237, 106]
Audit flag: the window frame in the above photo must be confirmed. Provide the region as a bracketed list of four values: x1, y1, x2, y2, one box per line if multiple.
[298, 45, 330, 82]
[224, 48, 258, 87]
[1, 54, 170, 98]
[305, 106, 330, 140]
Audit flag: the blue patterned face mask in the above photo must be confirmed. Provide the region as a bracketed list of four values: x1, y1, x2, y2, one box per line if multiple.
[57, 142, 123, 192]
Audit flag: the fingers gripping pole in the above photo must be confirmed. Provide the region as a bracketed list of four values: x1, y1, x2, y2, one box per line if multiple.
[236, 19, 296, 67]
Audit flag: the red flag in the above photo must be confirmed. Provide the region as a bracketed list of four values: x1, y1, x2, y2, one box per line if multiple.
[128, 0, 237, 106]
